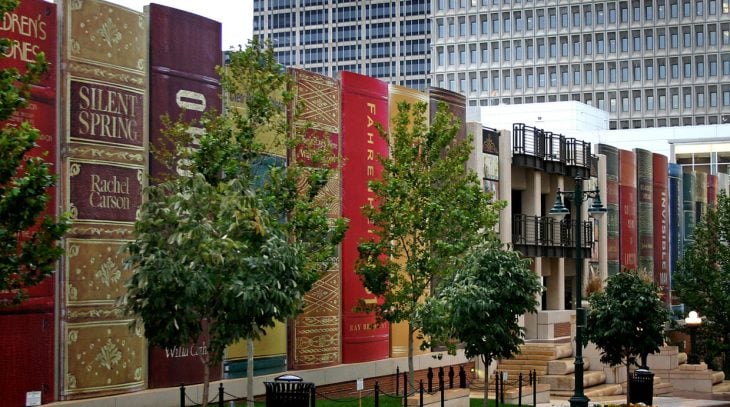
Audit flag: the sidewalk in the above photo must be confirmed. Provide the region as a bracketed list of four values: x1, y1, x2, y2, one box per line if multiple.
[537, 397, 730, 407]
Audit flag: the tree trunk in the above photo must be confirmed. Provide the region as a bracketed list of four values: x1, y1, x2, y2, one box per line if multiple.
[408, 321, 415, 393]
[482, 356, 490, 407]
[625, 363, 631, 407]
[202, 361, 210, 407]
[201, 320, 211, 407]
[247, 339, 255, 407]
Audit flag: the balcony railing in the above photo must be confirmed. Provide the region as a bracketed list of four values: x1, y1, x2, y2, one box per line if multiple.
[512, 214, 593, 258]
[512, 123, 594, 177]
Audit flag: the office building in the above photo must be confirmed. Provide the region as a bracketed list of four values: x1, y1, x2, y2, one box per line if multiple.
[252, 0, 432, 90]
[254, 0, 730, 130]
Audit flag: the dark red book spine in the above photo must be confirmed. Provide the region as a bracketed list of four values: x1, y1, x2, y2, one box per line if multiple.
[708, 174, 718, 207]
[652, 154, 670, 305]
[340, 71, 389, 363]
[619, 149, 638, 270]
[147, 3, 222, 387]
[0, 1, 57, 404]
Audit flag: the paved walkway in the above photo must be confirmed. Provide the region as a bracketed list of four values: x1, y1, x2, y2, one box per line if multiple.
[537, 397, 730, 407]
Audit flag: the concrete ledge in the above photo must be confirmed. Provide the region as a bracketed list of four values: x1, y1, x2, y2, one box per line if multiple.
[47, 350, 469, 407]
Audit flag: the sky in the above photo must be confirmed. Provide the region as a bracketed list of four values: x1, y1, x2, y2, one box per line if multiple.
[112, 0, 254, 50]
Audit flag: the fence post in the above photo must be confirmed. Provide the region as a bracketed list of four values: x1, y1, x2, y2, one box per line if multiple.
[448, 366, 454, 389]
[500, 372, 505, 404]
[532, 370, 537, 407]
[420, 380, 424, 407]
[218, 383, 224, 407]
[404, 373, 408, 407]
[396, 366, 400, 396]
[495, 373, 499, 407]
[427, 367, 433, 393]
[519, 372, 523, 407]
[459, 366, 466, 389]
[440, 375, 445, 407]
[179, 384, 185, 407]
[375, 381, 380, 407]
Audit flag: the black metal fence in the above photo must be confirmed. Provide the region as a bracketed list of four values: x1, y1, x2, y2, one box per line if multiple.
[176, 366, 538, 407]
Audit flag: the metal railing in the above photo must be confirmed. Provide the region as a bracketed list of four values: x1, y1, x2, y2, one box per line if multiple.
[512, 214, 593, 249]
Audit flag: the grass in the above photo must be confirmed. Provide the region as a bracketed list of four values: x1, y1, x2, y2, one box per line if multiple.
[232, 397, 517, 407]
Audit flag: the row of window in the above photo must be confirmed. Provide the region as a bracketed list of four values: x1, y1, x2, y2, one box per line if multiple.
[434, 56, 730, 96]
[437, 0, 730, 22]
[436, 26, 730, 66]
[278, 42, 431, 62]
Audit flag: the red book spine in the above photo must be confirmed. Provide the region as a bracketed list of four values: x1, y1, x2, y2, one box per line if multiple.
[0, 1, 57, 404]
[147, 4, 222, 388]
[619, 149, 638, 270]
[708, 174, 718, 207]
[652, 154, 670, 305]
[340, 71, 389, 363]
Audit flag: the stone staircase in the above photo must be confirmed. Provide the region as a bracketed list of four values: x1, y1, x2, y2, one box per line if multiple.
[492, 342, 674, 400]
[649, 347, 730, 400]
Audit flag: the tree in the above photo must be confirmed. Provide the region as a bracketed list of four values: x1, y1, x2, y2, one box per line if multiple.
[583, 269, 669, 405]
[421, 238, 542, 407]
[122, 39, 346, 407]
[0, 0, 69, 306]
[356, 101, 503, 390]
[673, 191, 730, 374]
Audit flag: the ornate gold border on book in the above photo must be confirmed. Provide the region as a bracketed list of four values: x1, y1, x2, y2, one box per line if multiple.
[66, 143, 145, 164]
[66, 222, 135, 240]
[64, 239, 132, 310]
[62, 319, 146, 397]
[67, 62, 144, 87]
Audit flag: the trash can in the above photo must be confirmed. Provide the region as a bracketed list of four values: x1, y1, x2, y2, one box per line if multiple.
[628, 369, 654, 406]
[264, 374, 316, 407]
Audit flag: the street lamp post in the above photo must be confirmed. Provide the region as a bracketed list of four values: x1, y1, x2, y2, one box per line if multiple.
[685, 310, 702, 364]
[550, 175, 606, 407]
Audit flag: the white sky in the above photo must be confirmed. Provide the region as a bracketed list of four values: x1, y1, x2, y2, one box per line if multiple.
[111, 0, 254, 50]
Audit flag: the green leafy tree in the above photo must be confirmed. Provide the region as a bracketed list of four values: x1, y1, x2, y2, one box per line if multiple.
[583, 269, 669, 405]
[123, 39, 346, 407]
[0, 0, 69, 306]
[674, 191, 730, 374]
[356, 101, 503, 390]
[421, 239, 542, 407]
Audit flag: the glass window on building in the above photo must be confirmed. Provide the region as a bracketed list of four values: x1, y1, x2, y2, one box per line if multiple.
[683, 0, 692, 17]
[597, 33, 605, 53]
[608, 2, 616, 22]
[697, 57, 705, 77]
[659, 59, 667, 78]
[710, 56, 718, 76]
[597, 4, 605, 24]
[646, 30, 654, 49]
[646, 2, 654, 19]
[697, 90, 706, 107]
[647, 93, 655, 110]
[658, 2, 666, 18]
[684, 87, 692, 108]
[598, 64, 605, 83]
[671, 28, 679, 48]
[646, 61, 654, 80]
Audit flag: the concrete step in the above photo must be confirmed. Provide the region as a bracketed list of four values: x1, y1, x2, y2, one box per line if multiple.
[547, 358, 590, 375]
[511, 353, 559, 361]
[713, 380, 730, 393]
[497, 358, 550, 366]
[494, 367, 548, 377]
[654, 380, 674, 396]
[551, 383, 624, 398]
[541, 370, 606, 391]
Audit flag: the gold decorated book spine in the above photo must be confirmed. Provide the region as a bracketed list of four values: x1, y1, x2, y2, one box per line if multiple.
[59, 0, 147, 399]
